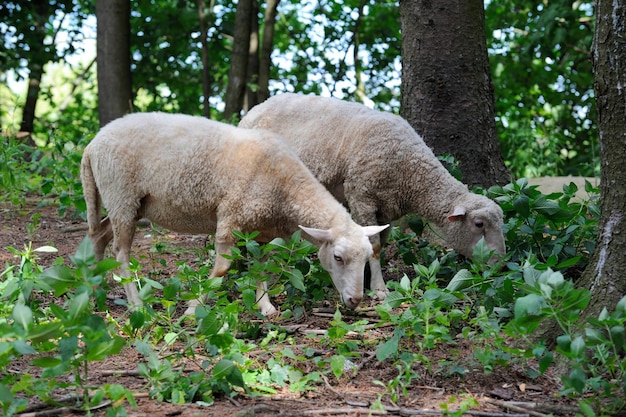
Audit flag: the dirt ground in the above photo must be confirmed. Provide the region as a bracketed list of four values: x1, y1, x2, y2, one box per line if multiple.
[0, 200, 580, 417]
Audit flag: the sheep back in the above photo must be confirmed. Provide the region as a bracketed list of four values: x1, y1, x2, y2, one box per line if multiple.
[81, 112, 342, 242]
[240, 93, 505, 260]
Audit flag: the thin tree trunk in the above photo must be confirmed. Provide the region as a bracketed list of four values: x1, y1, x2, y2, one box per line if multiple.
[257, 0, 280, 103]
[96, 0, 132, 127]
[244, 0, 260, 112]
[197, 0, 213, 119]
[19, 1, 59, 148]
[352, 0, 367, 103]
[223, 0, 253, 120]
[399, 0, 509, 187]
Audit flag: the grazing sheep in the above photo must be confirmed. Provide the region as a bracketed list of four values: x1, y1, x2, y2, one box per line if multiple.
[239, 93, 506, 298]
[80, 112, 388, 317]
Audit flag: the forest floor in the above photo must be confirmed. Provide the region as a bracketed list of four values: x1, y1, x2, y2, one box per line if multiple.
[0, 200, 581, 417]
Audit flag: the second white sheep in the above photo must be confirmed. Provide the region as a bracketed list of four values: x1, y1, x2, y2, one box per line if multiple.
[240, 93, 506, 298]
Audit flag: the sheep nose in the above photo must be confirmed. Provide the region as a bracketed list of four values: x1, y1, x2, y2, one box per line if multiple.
[345, 295, 362, 309]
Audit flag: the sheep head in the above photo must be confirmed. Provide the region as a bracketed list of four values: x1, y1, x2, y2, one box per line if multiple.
[299, 224, 389, 308]
[443, 195, 506, 264]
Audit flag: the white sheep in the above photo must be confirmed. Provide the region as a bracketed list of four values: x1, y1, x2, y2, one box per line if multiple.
[239, 93, 506, 298]
[80, 112, 388, 317]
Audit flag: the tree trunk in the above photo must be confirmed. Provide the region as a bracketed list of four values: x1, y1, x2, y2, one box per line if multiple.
[576, 0, 626, 320]
[19, 1, 56, 148]
[96, 0, 132, 127]
[399, 0, 510, 188]
[223, 0, 253, 120]
[244, 0, 260, 112]
[197, 0, 213, 119]
[257, 0, 280, 103]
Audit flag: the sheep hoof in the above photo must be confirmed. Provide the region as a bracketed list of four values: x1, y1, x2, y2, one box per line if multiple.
[183, 302, 199, 316]
[370, 287, 389, 301]
[260, 304, 279, 319]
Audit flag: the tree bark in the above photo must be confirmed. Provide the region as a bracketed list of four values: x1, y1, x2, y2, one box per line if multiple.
[197, 0, 213, 119]
[244, 0, 260, 112]
[576, 0, 626, 320]
[96, 0, 132, 127]
[257, 0, 280, 103]
[19, 1, 57, 148]
[223, 0, 254, 120]
[399, 0, 510, 188]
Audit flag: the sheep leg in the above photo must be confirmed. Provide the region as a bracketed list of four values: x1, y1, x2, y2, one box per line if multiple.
[256, 279, 278, 318]
[367, 234, 388, 300]
[111, 221, 142, 310]
[89, 216, 114, 261]
[347, 199, 389, 300]
[184, 239, 234, 316]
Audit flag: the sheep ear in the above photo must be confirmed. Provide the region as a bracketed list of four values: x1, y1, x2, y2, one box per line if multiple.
[299, 225, 334, 241]
[448, 206, 466, 221]
[362, 224, 389, 237]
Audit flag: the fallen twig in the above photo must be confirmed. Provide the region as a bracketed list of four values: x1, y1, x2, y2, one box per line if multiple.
[320, 372, 344, 400]
[486, 399, 580, 415]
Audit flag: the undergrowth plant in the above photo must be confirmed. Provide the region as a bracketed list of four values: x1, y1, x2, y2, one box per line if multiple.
[1, 174, 615, 416]
[0, 238, 131, 416]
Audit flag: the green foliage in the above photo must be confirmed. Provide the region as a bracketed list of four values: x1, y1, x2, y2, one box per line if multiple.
[222, 230, 331, 318]
[509, 267, 626, 415]
[489, 178, 599, 269]
[486, 0, 598, 177]
[0, 238, 128, 416]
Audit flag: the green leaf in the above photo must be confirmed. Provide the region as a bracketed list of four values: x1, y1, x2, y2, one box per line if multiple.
[242, 288, 256, 310]
[376, 329, 403, 362]
[513, 194, 530, 217]
[86, 336, 125, 361]
[538, 350, 553, 373]
[556, 334, 571, 352]
[40, 266, 76, 296]
[12, 339, 36, 355]
[29, 321, 63, 343]
[70, 236, 96, 266]
[130, 311, 145, 330]
[12, 303, 33, 330]
[213, 359, 245, 388]
[568, 368, 586, 394]
[69, 291, 90, 320]
[33, 246, 58, 253]
[555, 256, 581, 269]
[286, 269, 306, 292]
[514, 294, 545, 319]
[570, 336, 585, 357]
[330, 355, 345, 379]
[610, 326, 625, 351]
[382, 291, 406, 309]
[446, 269, 473, 292]
[32, 356, 62, 368]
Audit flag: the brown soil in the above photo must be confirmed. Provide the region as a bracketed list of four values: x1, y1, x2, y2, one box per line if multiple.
[0, 200, 579, 417]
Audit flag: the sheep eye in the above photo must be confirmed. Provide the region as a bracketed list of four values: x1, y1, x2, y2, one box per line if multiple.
[334, 254, 343, 263]
[475, 220, 484, 228]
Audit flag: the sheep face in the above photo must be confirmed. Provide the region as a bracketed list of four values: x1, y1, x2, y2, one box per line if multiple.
[300, 224, 389, 309]
[445, 199, 506, 263]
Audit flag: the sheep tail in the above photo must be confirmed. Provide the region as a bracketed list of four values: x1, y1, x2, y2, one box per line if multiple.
[80, 151, 102, 236]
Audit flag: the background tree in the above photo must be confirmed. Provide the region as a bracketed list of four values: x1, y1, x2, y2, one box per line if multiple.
[223, 0, 253, 120]
[257, 0, 280, 103]
[96, 0, 132, 126]
[197, 0, 213, 118]
[399, 0, 509, 188]
[576, 0, 626, 321]
[1, 1, 87, 145]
